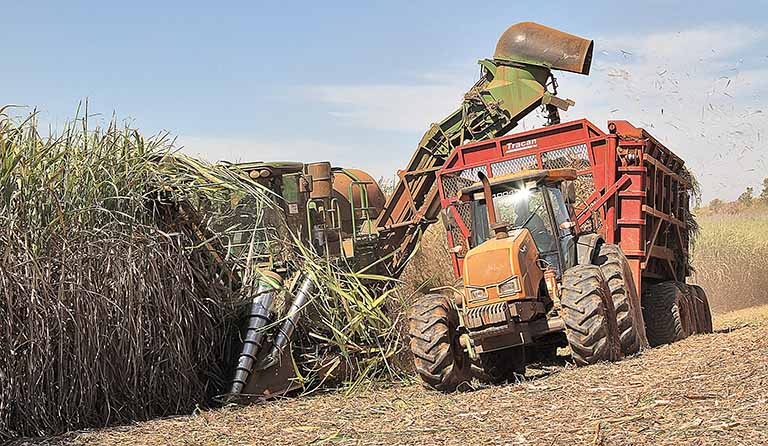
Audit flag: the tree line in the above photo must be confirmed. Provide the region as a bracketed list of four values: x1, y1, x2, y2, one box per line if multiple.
[704, 178, 768, 214]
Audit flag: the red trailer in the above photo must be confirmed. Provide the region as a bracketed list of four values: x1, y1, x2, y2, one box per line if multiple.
[437, 118, 694, 298]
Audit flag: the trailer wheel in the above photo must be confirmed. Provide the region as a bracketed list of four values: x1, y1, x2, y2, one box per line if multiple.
[691, 285, 713, 333]
[682, 283, 702, 335]
[594, 244, 646, 355]
[642, 281, 688, 346]
[408, 293, 469, 391]
[677, 282, 699, 336]
[560, 264, 622, 366]
[471, 347, 526, 384]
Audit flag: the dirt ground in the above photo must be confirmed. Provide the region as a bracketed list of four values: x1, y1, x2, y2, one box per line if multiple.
[32, 306, 767, 446]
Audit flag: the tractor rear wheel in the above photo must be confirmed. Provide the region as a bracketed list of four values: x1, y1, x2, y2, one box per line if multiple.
[691, 285, 713, 333]
[642, 281, 689, 346]
[408, 293, 469, 391]
[595, 244, 646, 355]
[560, 264, 622, 366]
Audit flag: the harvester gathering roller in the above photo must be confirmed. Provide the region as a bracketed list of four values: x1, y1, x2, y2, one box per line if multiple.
[229, 271, 283, 396]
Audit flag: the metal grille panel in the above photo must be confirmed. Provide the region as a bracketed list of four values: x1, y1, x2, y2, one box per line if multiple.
[541, 144, 590, 170]
[574, 172, 596, 207]
[449, 226, 467, 256]
[442, 175, 471, 201]
[442, 166, 487, 199]
[465, 301, 509, 330]
[490, 155, 537, 177]
[573, 172, 602, 232]
[453, 202, 472, 227]
[459, 166, 487, 181]
[451, 202, 472, 255]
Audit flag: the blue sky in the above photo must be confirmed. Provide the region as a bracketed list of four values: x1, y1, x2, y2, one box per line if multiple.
[2, 1, 766, 201]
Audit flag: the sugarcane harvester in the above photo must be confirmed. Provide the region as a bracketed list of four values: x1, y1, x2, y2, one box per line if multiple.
[225, 162, 386, 398]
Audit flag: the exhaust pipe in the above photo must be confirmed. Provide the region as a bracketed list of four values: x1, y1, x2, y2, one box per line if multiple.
[478, 172, 509, 239]
[257, 274, 315, 370]
[229, 271, 283, 395]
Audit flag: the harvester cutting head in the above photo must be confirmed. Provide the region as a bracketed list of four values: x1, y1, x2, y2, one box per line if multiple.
[224, 161, 386, 402]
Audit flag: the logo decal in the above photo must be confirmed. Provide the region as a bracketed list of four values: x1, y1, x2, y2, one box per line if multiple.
[505, 139, 538, 154]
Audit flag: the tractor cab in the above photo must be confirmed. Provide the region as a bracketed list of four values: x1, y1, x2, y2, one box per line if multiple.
[458, 168, 579, 282]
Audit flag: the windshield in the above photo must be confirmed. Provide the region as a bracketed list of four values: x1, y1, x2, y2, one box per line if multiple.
[470, 184, 558, 254]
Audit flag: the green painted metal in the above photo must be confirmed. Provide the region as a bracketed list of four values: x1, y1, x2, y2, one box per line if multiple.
[231, 161, 304, 173]
[329, 197, 342, 230]
[281, 172, 300, 203]
[348, 180, 372, 243]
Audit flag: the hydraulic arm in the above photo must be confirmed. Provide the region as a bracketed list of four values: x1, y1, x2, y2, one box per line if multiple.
[373, 22, 593, 277]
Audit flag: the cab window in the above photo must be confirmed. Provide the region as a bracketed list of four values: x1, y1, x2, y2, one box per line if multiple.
[469, 184, 558, 255]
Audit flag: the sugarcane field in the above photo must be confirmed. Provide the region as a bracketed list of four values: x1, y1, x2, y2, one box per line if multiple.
[2, 3, 768, 446]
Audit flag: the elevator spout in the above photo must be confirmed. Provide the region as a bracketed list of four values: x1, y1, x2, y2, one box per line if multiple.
[494, 21, 593, 75]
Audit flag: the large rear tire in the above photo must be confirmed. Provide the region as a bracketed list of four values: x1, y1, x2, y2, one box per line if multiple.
[408, 293, 469, 391]
[691, 285, 713, 333]
[560, 264, 622, 366]
[642, 281, 688, 346]
[594, 244, 647, 355]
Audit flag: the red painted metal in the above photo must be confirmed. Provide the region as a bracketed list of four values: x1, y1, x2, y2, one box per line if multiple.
[437, 118, 693, 295]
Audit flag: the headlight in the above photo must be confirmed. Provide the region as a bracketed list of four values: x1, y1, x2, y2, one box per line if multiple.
[467, 287, 488, 302]
[498, 276, 521, 297]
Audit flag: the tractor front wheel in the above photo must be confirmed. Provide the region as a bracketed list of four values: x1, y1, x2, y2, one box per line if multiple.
[408, 293, 470, 391]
